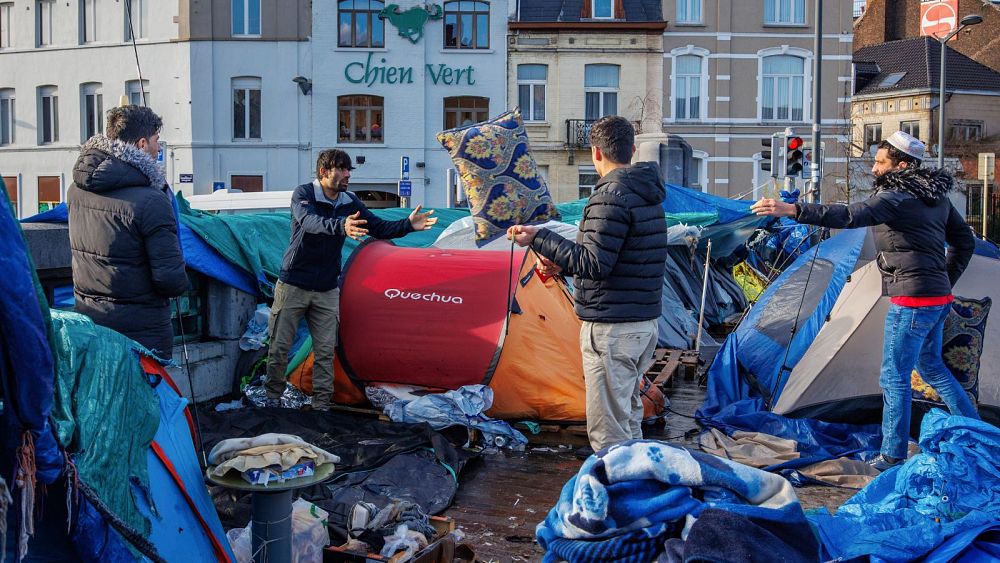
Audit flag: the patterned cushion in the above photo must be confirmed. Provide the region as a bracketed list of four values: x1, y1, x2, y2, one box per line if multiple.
[912, 296, 991, 405]
[436, 109, 560, 246]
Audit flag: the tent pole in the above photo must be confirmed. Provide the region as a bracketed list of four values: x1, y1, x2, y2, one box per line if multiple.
[695, 240, 712, 353]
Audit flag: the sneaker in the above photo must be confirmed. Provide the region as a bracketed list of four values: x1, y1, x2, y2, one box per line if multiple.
[867, 454, 902, 472]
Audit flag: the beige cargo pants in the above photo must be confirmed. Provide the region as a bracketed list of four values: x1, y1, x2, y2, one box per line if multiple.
[265, 280, 339, 408]
[580, 319, 658, 452]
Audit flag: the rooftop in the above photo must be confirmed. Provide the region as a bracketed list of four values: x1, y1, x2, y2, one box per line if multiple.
[854, 36, 1000, 96]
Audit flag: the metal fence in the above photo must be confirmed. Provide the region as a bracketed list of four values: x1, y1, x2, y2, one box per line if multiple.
[966, 183, 1000, 242]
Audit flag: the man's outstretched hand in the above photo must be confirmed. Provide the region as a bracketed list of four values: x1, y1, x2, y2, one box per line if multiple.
[506, 225, 538, 247]
[409, 205, 438, 231]
[750, 198, 797, 218]
[345, 211, 369, 240]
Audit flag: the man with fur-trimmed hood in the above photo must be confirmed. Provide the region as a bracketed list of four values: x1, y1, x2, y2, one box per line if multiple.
[752, 131, 979, 471]
[68, 105, 187, 358]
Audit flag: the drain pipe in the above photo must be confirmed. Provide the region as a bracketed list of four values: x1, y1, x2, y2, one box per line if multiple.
[695, 239, 712, 353]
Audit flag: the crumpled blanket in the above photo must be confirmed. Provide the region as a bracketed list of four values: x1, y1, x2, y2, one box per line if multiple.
[208, 433, 339, 477]
[536, 440, 809, 563]
[809, 409, 1000, 562]
[384, 385, 528, 450]
[358, 500, 437, 552]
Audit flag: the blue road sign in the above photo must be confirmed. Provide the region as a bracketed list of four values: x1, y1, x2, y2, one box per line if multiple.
[400, 156, 410, 180]
[398, 179, 412, 197]
[179, 174, 194, 183]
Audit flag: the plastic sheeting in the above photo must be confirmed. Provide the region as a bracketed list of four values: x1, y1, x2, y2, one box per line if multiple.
[385, 385, 528, 450]
[48, 311, 160, 544]
[809, 410, 1000, 562]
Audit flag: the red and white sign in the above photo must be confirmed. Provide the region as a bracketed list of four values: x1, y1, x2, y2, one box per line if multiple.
[921, 0, 959, 39]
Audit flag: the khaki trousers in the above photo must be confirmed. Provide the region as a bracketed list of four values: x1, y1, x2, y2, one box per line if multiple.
[580, 319, 658, 452]
[265, 281, 339, 407]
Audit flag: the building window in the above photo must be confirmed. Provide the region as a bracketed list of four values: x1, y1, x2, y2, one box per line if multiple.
[676, 0, 702, 23]
[761, 55, 804, 121]
[444, 96, 489, 130]
[1, 3, 14, 49]
[37, 175, 60, 213]
[592, 0, 613, 18]
[444, 1, 489, 50]
[81, 83, 103, 141]
[584, 64, 619, 120]
[691, 151, 708, 192]
[232, 0, 261, 37]
[864, 123, 882, 152]
[38, 86, 57, 144]
[764, 0, 805, 24]
[950, 120, 983, 141]
[674, 55, 702, 120]
[900, 120, 919, 140]
[0, 89, 14, 146]
[578, 166, 599, 199]
[232, 77, 261, 140]
[231, 175, 263, 193]
[80, 0, 97, 43]
[338, 0, 384, 48]
[338, 95, 383, 143]
[517, 65, 546, 122]
[125, 0, 146, 41]
[125, 79, 149, 106]
[37, 0, 53, 46]
[3, 176, 17, 216]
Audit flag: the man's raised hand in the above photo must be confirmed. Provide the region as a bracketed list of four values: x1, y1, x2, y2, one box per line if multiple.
[409, 205, 438, 231]
[345, 211, 369, 240]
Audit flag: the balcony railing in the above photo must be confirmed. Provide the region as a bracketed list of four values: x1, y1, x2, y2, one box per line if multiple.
[566, 119, 641, 149]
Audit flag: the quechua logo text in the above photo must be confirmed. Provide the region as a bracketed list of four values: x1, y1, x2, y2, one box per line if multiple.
[383, 288, 464, 305]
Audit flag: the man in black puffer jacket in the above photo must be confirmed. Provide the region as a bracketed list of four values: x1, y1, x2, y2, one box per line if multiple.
[509, 116, 668, 453]
[68, 105, 187, 358]
[753, 131, 979, 471]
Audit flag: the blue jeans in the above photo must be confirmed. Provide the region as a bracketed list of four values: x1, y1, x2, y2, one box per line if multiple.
[879, 303, 981, 459]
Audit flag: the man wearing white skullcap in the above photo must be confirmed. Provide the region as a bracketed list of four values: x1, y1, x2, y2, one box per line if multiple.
[751, 130, 978, 471]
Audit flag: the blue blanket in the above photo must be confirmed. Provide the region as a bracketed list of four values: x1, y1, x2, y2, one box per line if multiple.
[535, 440, 811, 563]
[809, 409, 1000, 562]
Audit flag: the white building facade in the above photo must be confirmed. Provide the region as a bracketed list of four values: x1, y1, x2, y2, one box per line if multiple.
[0, 0, 311, 218]
[311, 0, 509, 208]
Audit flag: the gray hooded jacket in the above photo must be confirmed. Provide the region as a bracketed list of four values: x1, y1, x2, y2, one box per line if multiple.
[67, 135, 187, 356]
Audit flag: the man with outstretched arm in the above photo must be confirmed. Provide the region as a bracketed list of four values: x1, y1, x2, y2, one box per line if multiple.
[508, 116, 668, 456]
[265, 149, 437, 411]
[751, 131, 979, 470]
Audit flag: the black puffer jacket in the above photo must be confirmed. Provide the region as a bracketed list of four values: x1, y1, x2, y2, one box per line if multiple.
[68, 135, 187, 357]
[532, 161, 668, 322]
[795, 167, 975, 297]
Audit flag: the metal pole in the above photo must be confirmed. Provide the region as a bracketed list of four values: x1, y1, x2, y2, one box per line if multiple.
[938, 36, 947, 170]
[811, 0, 823, 203]
[251, 490, 293, 563]
[695, 240, 712, 353]
[985, 177, 991, 238]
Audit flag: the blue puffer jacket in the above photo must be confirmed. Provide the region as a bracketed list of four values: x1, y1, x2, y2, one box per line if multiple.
[532, 162, 668, 323]
[279, 182, 413, 291]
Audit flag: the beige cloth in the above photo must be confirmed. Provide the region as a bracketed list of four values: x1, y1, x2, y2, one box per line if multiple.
[580, 320, 658, 451]
[700, 428, 879, 488]
[208, 433, 339, 477]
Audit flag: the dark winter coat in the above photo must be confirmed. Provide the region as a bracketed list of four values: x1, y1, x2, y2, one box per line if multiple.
[532, 161, 669, 323]
[795, 167, 975, 297]
[279, 181, 413, 292]
[68, 135, 188, 357]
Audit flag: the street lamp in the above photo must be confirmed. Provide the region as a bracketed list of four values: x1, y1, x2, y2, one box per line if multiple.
[937, 14, 983, 169]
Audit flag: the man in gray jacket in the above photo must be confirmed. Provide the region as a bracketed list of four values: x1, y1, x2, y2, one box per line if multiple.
[508, 116, 668, 454]
[68, 105, 187, 358]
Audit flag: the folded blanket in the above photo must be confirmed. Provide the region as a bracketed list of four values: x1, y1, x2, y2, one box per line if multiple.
[659, 508, 817, 563]
[208, 433, 339, 477]
[536, 440, 809, 563]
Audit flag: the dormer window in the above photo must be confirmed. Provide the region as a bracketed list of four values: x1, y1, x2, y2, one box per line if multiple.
[592, 0, 613, 18]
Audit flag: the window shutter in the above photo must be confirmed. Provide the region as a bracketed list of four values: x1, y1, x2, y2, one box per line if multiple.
[614, 0, 624, 19]
[581, 1, 592, 19]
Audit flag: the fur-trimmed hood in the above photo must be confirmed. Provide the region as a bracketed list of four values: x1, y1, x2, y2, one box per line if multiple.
[73, 134, 166, 193]
[874, 167, 952, 205]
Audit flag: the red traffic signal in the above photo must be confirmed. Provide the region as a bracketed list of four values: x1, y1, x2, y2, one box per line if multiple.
[787, 136, 803, 151]
[785, 137, 804, 176]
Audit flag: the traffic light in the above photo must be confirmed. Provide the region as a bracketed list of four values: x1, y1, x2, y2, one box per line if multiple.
[785, 136, 804, 177]
[761, 134, 781, 178]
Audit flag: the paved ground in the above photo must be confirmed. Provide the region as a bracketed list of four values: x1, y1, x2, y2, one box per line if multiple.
[442, 374, 858, 562]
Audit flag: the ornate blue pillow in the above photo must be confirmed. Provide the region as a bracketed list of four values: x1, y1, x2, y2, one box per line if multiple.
[912, 296, 991, 405]
[437, 109, 560, 246]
